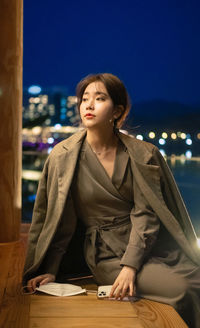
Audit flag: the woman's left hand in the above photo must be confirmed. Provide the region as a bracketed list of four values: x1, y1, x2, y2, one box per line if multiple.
[109, 266, 136, 300]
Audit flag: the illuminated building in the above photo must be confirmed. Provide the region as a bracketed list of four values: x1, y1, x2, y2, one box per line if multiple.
[23, 86, 80, 126]
[53, 93, 79, 125]
[23, 87, 55, 126]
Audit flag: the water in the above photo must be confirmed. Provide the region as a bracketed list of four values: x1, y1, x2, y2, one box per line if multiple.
[167, 158, 200, 236]
[22, 154, 200, 237]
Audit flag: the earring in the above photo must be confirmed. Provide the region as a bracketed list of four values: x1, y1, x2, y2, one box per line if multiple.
[109, 118, 113, 123]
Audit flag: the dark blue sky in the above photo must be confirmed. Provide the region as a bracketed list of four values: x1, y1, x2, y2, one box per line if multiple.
[23, 0, 200, 105]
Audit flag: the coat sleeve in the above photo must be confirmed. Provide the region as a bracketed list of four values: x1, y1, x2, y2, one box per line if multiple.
[23, 157, 49, 275]
[23, 154, 77, 283]
[37, 192, 77, 277]
[120, 175, 160, 271]
[120, 142, 198, 271]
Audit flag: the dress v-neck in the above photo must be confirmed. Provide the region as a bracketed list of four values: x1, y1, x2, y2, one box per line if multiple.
[85, 138, 129, 191]
[71, 137, 134, 224]
[86, 140, 117, 181]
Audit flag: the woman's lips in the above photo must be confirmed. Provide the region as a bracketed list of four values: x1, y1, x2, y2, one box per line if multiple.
[85, 113, 95, 118]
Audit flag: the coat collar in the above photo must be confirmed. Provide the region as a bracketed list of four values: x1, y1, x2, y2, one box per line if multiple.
[61, 129, 87, 151]
[61, 129, 153, 165]
[117, 131, 153, 164]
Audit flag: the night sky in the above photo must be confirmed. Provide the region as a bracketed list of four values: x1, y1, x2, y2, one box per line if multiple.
[23, 0, 200, 106]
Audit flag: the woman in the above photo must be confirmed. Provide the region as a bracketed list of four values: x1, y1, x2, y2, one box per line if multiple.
[23, 73, 200, 327]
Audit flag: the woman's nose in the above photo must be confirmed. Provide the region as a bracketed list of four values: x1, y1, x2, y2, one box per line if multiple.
[86, 101, 94, 110]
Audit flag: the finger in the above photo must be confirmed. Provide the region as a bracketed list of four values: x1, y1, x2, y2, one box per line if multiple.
[27, 277, 39, 291]
[109, 282, 119, 298]
[115, 284, 123, 300]
[27, 281, 36, 292]
[120, 285, 128, 300]
[32, 276, 45, 290]
[27, 280, 34, 292]
[31, 279, 39, 290]
[129, 282, 134, 297]
[39, 277, 52, 286]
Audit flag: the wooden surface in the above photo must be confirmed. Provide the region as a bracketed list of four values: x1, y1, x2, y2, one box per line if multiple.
[133, 299, 188, 328]
[30, 294, 138, 318]
[0, 239, 30, 328]
[0, 242, 13, 308]
[0, 0, 23, 242]
[29, 317, 142, 328]
[29, 292, 188, 328]
[0, 224, 188, 328]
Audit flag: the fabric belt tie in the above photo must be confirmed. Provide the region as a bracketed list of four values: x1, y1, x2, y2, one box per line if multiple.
[84, 215, 131, 270]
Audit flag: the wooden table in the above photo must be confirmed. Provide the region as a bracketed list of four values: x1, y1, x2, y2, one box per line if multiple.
[0, 224, 188, 328]
[29, 292, 188, 328]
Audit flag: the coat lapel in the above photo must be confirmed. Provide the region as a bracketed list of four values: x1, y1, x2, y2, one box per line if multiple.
[56, 130, 87, 214]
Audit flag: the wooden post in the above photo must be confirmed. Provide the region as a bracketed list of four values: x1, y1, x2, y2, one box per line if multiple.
[0, 0, 23, 242]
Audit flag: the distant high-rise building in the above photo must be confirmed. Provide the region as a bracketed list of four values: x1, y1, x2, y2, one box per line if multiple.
[23, 85, 79, 127]
[52, 93, 79, 126]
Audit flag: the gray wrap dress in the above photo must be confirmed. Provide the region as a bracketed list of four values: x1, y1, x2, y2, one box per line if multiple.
[72, 138, 134, 278]
[71, 138, 200, 328]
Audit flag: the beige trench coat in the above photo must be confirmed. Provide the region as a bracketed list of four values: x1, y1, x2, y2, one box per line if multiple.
[23, 129, 200, 283]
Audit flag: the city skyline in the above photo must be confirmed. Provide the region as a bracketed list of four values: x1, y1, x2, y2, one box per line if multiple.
[23, 84, 200, 132]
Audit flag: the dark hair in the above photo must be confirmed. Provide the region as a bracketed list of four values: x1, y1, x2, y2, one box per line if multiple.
[76, 73, 131, 128]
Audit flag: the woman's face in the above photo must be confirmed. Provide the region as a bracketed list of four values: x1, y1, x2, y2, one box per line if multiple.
[80, 81, 117, 130]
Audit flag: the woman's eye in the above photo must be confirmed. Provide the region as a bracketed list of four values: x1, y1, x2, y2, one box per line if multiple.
[82, 98, 88, 102]
[96, 97, 105, 101]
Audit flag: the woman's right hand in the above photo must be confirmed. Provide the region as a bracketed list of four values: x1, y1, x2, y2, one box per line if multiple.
[27, 273, 55, 292]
